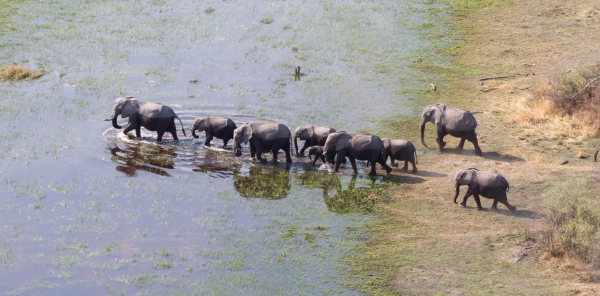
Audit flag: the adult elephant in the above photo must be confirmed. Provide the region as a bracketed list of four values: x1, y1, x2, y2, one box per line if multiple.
[323, 132, 392, 176]
[453, 168, 516, 213]
[104, 97, 186, 141]
[293, 125, 336, 156]
[191, 116, 237, 148]
[233, 122, 293, 163]
[420, 103, 482, 156]
[381, 138, 418, 172]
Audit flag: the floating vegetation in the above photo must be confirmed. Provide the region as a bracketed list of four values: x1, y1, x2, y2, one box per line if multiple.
[260, 17, 274, 24]
[204, 6, 215, 14]
[0, 63, 44, 81]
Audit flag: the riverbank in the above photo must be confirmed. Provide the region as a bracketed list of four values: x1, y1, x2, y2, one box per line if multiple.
[353, 1, 600, 295]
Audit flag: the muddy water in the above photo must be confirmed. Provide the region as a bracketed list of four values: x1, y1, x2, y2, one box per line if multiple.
[0, 0, 451, 294]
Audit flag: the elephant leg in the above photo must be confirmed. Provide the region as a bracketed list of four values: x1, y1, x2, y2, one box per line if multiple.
[376, 153, 392, 175]
[453, 186, 461, 204]
[436, 126, 447, 151]
[156, 123, 168, 142]
[222, 137, 230, 149]
[122, 123, 135, 136]
[491, 199, 499, 210]
[135, 126, 141, 138]
[250, 143, 256, 158]
[402, 160, 408, 170]
[319, 155, 325, 164]
[468, 132, 483, 156]
[271, 148, 279, 163]
[205, 133, 214, 146]
[333, 152, 344, 173]
[256, 146, 266, 163]
[460, 189, 472, 207]
[349, 157, 358, 175]
[457, 137, 466, 150]
[497, 193, 516, 212]
[168, 123, 179, 140]
[410, 159, 417, 173]
[473, 193, 484, 210]
[299, 141, 310, 156]
[391, 157, 398, 167]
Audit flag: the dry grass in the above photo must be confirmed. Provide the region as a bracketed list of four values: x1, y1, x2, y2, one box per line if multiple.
[0, 63, 44, 81]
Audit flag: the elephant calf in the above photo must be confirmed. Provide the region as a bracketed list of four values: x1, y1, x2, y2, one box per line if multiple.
[308, 146, 326, 165]
[381, 138, 418, 172]
[191, 116, 237, 148]
[294, 125, 336, 156]
[420, 103, 482, 156]
[453, 168, 516, 213]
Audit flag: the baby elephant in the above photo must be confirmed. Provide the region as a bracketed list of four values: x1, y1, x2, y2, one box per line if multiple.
[191, 117, 237, 148]
[381, 138, 418, 172]
[453, 168, 516, 213]
[308, 146, 326, 165]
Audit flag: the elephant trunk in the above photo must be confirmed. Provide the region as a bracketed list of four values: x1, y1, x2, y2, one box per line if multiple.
[111, 115, 121, 129]
[294, 137, 299, 156]
[233, 142, 242, 157]
[420, 119, 429, 149]
[453, 183, 460, 204]
[192, 127, 199, 139]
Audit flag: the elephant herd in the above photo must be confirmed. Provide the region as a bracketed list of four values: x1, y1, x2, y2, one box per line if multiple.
[105, 97, 516, 213]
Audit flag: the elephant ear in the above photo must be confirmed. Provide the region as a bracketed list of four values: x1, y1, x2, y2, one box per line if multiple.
[432, 104, 444, 126]
[307, 126, 314, 138]
[242, 124, 252, 144]
[335, 133, 352, 152]
[120, 99, 138, 119]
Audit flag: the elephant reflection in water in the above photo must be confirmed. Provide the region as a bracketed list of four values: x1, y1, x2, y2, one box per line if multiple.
[107, 143, 176, 177]
[296, 172, 383, 213]
[233, 165, 291, 199]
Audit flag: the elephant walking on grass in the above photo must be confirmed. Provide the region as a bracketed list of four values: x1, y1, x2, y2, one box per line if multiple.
[453, 168, 516, 213]
[191, 116, 237, 148]
[323, 132, 392, 176]
[420, 104, 482, 156]
[293, 125, 336, 156]
[104, 97, 186, 141]
[381, 138, 418, 172]
[233, 122, 293, 163]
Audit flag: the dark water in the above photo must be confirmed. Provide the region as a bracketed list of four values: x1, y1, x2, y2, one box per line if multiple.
[0, 0, 451, 294]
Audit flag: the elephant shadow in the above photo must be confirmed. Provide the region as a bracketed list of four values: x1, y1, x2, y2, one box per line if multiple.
[482, 151, 525, 162]
[383, 173, 427, 185]
[460, 205, 540, 219]
[108, 143, 176, 177]
[233, 165, 291, 200]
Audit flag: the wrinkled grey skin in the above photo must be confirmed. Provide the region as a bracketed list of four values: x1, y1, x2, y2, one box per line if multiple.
[420, 104, 482, 156]
[381, 138, 418, 172]
[453, 168, 516, 212]
[191, 116, 237, 148]
[323, 132, 392, 176]
[293, 125, 336, 156]
[308, 146, 326, 165]
[233, 122, 293, 163]
[104, 97, 186, 141]
[595, 143, 600, 162]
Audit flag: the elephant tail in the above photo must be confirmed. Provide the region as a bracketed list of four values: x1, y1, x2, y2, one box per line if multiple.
[595, 146, 600, 162]
[176, 116, 187, 137]
[414, 150, 418, 164]
[506, 183, 509, 193]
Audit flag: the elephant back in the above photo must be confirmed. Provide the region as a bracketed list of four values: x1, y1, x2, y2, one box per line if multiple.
[475, 171, 508, 191]
[351, 134, 383, 151]
[140, 102, 176, 118]
[442, 106, 477, 131]
[249, 122, 291, 139]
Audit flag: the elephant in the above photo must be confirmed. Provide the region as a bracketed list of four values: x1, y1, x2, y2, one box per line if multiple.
[381, 138, 418, 172]
[308, 146, 326, 165]
[191, 116, 237, 148]
[420, 103, 482, 156]
[293, 125, 336, 156]
[233, 121, 293, 163]
[104, 97, 186, 141]
[323, 132, 392, 176]
[594, 143, 600, 162]
[453, 168, 516, 213]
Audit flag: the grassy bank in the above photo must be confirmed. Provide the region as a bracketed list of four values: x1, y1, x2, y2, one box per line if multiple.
[352, 0, 600, 295]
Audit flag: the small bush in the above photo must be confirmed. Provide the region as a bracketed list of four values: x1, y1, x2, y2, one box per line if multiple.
[539, 63, 600, 137]
[0, 63, 44, 81]
[542, 179, 600, 264]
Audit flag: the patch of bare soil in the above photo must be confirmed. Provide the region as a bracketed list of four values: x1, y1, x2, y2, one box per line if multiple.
[370, 1, 600, 295]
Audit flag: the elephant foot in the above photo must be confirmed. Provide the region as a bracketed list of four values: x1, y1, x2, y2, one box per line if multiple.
[411, 169, 418, 173]
[477, 207, 485, 211]
[460, 202, 467, 207]
[440, 141, 446, 149]
[402, 166, 408, 171]
[385, 167, 392, 175]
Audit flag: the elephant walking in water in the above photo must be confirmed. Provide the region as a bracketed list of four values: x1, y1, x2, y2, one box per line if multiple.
[323, 132, 392, 176]
[293, 125, 336, 156]
[104, 97, 186, 141]
[233, 122, 293, 163]
[191, 116, 237, 148]
[420, 103, 482, 156]
[453, 168, 516, 213]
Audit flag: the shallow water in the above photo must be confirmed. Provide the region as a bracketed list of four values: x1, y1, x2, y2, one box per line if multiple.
[0, 0, 452, 294]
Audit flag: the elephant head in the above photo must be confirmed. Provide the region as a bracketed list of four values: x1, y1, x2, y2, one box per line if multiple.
[454, 168, 479, 189]
[420, 104, 444, 149]
[191, 117, 210, 139]
[323, 132, 352, 164]
[233, 124, 252, 157]
[103, 97, 139, 129]
[294, 125, 314, 155]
